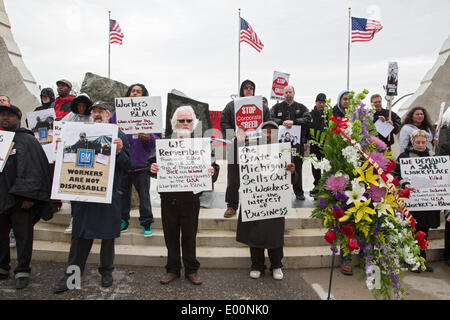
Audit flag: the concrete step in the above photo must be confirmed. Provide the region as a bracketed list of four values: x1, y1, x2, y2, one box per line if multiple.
[13, 239, 445, 269]
[49, 204, 323, 230]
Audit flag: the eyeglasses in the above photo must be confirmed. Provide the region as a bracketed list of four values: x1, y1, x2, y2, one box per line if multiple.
[177, 119, 193, 123]
[243, 86, 254, 91]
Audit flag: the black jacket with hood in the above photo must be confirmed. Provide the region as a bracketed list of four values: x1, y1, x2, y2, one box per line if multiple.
[34, 88, 56, 111]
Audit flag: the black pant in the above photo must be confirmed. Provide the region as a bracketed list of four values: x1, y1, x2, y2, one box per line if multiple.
[444, 220, 450, 259]
[293, 156, 304, 196]
[0, 204, 37, 279]
[161, 197, 200, 276]
[250, 246, 283, 273]
[65, 237, 115, 276]
[311, 150, 323, 188]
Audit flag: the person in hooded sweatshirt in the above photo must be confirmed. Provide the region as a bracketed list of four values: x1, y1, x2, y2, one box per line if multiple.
[220, 80, 271, 218]
[333, 90, 349, 119]
[34, 88, 56, 111]
[0, 104, 53, 290]
[62, 93, 93, 123]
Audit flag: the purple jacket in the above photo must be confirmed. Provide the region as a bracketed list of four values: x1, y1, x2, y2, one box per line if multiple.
[109, 112, 161, 170]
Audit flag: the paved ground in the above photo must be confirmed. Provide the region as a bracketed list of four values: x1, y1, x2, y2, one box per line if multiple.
[0, 259, 449, 301]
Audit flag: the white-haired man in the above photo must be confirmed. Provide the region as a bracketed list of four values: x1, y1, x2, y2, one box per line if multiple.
[149, 105, 219, 285]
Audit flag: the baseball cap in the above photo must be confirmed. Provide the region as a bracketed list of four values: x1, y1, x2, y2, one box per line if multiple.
[0, 104, 22, 120]
[316, 93, 327, 102]
[90, 101, 112, 113]
[56, 79, 72, 89]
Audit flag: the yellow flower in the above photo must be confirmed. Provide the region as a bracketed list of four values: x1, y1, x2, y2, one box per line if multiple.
[341, 198, 376, 223]
[383, 190, 398, 215]
[356, 161, 380, 186]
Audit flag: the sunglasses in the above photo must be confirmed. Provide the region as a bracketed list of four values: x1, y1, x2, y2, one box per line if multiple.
[244, 86, 254, 90]
[177, 119, 193, 123]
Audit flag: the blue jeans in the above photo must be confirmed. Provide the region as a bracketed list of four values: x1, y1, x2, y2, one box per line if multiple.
[121, 170, 154, 226]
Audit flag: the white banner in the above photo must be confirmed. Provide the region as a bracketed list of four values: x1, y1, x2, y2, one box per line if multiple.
[51, 122, 118, 204]
[156, 138, 212, 193]
[0, 130, 15, 172]
[400, 156, 450, 211]
[115, 96, 163, 134]
[270, 71, 290, 101]
[239, 142, 292, 222]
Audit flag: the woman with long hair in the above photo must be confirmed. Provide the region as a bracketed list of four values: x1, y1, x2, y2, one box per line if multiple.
[398, 106, 437, 153]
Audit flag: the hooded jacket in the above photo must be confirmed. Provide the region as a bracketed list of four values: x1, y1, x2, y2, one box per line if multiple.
[219, 80, 271, 138]
[62, 94, 93, 123]
[332, 90, 349, 118]
[34, 88, 56, 111]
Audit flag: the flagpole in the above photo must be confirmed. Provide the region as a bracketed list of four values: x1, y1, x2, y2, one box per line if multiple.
[347, 7, 351, 91]
[108, 10, 111, 79]
[238, 8, 241, 95]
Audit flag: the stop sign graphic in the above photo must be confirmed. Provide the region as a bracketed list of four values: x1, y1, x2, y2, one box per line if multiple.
[235, 104, 263, 132]
[272, 77, 288, 96]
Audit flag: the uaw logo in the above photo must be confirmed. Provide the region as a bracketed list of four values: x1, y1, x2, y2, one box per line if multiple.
[76, 149, 95, 168]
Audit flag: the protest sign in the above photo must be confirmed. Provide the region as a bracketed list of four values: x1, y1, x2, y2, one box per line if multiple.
[270, 71, 290, 101]
[0, 130, 15, 172]
[209, 110, 225, 146]
[386, 62, 398, 96]
[51, 122, 118, 204]
[26, 108, 56, 163]
[239, 142, 292, 222]
[278, 125, 301, 157]
[234, 96, 263, 135]
[156, 137, 212, 193]
[400, 156, 450, 211]
[115, 96, 162, 134]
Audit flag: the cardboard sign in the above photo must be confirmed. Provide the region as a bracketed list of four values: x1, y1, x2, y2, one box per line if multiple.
[239, 142, 292, 222]
[51, 122, 118, 204]
[26, 108, 56, 163]
[234, 96, 263, 134]
[386, 62, 398, 96]
[0, 130, 15, 172]
[115, 96, 163, 134]
[270, 71, 290, 101]
[400, 156, 450, 211]
[156, 138, 212, 193]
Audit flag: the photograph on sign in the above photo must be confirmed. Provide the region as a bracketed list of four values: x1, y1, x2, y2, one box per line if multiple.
[115, 96, 163, 134]
[386, 62, 398, 96]
[239, 142, 292, 222]
[234, 95, 263, 136]
[156, 137, 212, 193]
[0, 130, 15, 172]
[51, 122, 118, 204]
[400, 156, 450, 211]
[278, 125, 301, 157]
[270, 71, 290, 101]
[26, 108, 56, 163]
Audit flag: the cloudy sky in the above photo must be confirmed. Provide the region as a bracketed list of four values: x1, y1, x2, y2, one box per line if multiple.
[4, 0, 450, 112]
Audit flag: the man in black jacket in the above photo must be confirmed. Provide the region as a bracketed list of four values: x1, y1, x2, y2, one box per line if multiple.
[0, 104, 53, 289]
[307, 93, 327, 198]
[270, 86, 312, 200]
[371, 94, 401, 149]
[220, 80, 271, 217]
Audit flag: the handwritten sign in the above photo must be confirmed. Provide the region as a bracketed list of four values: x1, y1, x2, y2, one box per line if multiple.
[400, 156, 450, 211]
[156, 138, 212, 193]
[115, 96, 162, 134]
[51, 122, 118, 204]
[239, 142, 292, 222]
[0, 130, 15, 172]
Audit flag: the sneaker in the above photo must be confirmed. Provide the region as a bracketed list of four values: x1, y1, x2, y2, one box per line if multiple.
[142, 224, 153, 237]
[64, 218, 73, 234]
[272, 268, 283, 280]
[101, 274, 113, 287]
[120, 219, 129, 233]
[249, 270, 261, 279]
[15, 277, 29, 290]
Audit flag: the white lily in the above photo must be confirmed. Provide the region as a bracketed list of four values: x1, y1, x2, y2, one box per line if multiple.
[345, 180, 367, 205]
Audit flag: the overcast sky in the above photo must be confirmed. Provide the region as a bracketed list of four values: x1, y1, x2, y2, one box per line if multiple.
[4, 0, 450, 111]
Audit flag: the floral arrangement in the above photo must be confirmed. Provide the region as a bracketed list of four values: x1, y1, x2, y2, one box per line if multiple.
[309, 90, 427, 300]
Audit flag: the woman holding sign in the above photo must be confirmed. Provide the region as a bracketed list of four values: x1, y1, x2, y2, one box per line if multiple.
[394, 129, 440, 272]
[236, 121, 297, 280]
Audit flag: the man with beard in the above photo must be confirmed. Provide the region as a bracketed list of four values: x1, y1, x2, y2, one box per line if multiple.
[149, 106, 219, 285]
[54, 80, 74, 120]
[220, 80, 271, 218]
[0, 104, 53, 289]
[54, 101, 130, 294]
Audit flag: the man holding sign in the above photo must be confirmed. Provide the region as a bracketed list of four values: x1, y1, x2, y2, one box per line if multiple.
[371, 94, 401, 150]
[149, 106, 219, 285]
[220, 80, 271, 218]
[0, 104, 53, 289]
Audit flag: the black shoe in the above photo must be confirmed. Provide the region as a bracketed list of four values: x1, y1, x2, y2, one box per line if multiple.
[54, 277, 69, 294]
[309, 190, 318, 197]
[15, 277, 29, 290]
[101, 274, 113, 287]
[296, 194, 305, 201]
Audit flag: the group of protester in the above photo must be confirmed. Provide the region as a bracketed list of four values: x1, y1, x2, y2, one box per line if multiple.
[0, 78, 449, 292]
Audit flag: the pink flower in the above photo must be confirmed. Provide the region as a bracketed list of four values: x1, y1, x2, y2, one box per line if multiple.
[368, 185, 385, 202]
[325, 174, 348, 195]
[368, 151, 389, 171]
[368, 136, 387, 151]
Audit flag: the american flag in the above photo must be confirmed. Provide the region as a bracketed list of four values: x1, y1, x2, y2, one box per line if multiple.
[240, 17, 264, 52]
[110, 19, 124, 45]
[351, 17, 383, 43]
